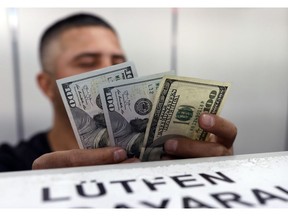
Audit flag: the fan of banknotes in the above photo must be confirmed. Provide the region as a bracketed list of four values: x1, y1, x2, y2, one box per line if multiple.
[57, 61, 231, 162]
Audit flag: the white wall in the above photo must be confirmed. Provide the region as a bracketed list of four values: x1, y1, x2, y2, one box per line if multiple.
[0, 8, 287, 155]
[0, 8, 17, 144]
[177, 9, 288, 154]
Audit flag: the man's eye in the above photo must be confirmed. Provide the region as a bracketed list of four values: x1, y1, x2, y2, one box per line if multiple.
[112, 56, 126, 65]
[77, 62, 97, 68]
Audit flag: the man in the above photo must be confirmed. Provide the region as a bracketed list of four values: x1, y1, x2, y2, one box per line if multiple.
[0, 13, 237, 172]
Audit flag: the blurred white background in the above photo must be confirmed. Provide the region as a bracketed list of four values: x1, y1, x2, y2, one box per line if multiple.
[0, 8, 287, 155]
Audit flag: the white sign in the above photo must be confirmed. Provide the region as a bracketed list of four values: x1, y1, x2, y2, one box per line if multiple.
[0, 151, 287, 208]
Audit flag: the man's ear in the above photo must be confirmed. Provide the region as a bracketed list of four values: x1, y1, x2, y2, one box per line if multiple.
[36, 71, 55, 101]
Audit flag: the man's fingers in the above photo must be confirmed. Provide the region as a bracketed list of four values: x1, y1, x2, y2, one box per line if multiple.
[121, 157, 141, 163]
[198, 113, 237, 148]
[163, 114, 236, 159]
[164, 138, 233, 158]
[32, 147, 127, 170]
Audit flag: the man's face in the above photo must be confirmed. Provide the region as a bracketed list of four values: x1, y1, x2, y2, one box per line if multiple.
[53, 26, 126, 79]
[44, 26, 126, 117]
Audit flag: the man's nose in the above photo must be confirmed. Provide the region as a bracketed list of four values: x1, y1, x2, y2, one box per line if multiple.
[99, 56, 113, 68]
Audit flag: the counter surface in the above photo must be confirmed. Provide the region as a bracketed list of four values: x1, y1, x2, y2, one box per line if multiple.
[0, 151, 287, 208]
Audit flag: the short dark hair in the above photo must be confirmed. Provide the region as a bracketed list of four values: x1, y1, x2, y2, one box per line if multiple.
[39, 13, 116, 72]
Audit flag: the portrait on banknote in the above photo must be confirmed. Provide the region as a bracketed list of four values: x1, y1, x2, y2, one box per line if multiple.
[57, 62, 138, 149]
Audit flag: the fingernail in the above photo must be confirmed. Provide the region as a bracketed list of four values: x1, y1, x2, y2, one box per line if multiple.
[201, 113, 215, 128]
[165, 139, 178, 153]
[114, 149, 127, 162]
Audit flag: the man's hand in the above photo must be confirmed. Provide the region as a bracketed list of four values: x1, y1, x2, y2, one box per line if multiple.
[32, 147, 139, 170]
[162, 113, 237, 159]
[32, 113, 237, 169]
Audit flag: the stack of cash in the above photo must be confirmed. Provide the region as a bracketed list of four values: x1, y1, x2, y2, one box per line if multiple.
[57, 61, 230, 162]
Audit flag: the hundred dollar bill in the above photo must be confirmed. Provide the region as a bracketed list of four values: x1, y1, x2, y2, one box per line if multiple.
[56, 61, 137, 149]
[99, 71, 173, 158]
[140, 75, 231, 161]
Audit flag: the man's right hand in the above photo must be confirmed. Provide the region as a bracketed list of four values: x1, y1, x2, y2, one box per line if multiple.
[32, 147, 139, 170]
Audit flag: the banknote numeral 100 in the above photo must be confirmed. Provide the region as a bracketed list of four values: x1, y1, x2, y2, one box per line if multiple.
[123, 68, 134, 79]
[63, 86, 76, 108]
[104, 91, 115, 112]
[203, 90, 217, 112]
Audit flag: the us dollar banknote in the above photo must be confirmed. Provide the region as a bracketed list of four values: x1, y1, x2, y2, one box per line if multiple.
[140, 75, 231, 161]
[56, 61, 137, 149]
[99, 72, 173, 157]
